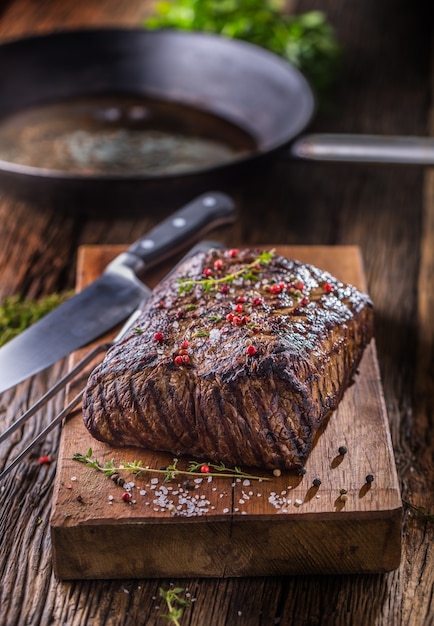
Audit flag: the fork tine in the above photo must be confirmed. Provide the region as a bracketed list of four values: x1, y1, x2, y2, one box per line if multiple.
[0, 342, 111, 445]
[0, 390, 83, 481]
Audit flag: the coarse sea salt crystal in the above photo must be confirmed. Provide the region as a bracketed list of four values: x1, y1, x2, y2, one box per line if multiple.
[243, 479, 251, 486]
[209, 328, 221, 345]
[150, 478, 159, 485]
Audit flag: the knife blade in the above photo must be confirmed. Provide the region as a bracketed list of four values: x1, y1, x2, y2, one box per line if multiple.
[0, 191, 235, 393]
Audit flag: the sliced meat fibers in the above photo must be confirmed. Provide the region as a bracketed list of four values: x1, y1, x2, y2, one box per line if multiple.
[82, 248, 374, 470]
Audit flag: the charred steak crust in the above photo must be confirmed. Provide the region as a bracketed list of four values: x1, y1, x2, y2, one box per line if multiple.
[83, 249, 374, 469]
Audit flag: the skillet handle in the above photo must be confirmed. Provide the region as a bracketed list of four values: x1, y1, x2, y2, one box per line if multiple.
[289, 133, 434, 165]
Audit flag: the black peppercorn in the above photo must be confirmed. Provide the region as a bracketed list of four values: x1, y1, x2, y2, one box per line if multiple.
[338, 446, 348, 455]
[365, 474, 374, 483]
[297, 466, 307, 476]
[110, 473, 125, 487]
[312, 478, 322, 488]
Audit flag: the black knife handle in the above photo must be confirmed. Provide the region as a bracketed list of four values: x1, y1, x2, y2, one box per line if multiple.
[106, 192, 235, 277]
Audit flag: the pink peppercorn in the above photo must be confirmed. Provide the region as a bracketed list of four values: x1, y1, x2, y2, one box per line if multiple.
[233, 315, 248, 326]
[270, 284, 283, 295]
[220, 285, 230, 294]
[251, 297, 263, 307]
[235, 303, 244, 313]
[181, 339, 189, 349]
[246, 345, 257, 356]
[38, 455, 50, 465]
[236, 296, 246, 303]
[203, 268, 213, 277]
[200, 464, 210, 473]
[121, 492, 132, 502]
[174, 355, 184, 366]
[213, 259, 224, 270]
[324, 282, 333, 293]
[228, 248, 239, 258]
[154, 332, 164, 342]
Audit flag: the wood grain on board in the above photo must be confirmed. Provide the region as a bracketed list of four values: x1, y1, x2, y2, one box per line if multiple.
[50, 245, 402, 579]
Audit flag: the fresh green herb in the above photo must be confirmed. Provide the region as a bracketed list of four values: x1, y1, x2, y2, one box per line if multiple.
[0, 292, 72, 347]
[207, 314, 222, 322]
[403, 499, 434, 522]
[73, 448, 269, 483]
[178, 249, 274, 294]
[192, 330, 210, 337]
[159, 587, 191, 625]
[188, 460, 245, 476]
[144, 1, 342, 97]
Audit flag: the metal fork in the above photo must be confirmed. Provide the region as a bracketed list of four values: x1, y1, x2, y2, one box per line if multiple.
[0, 306, 143, 481]
[0, 240, 222, 480]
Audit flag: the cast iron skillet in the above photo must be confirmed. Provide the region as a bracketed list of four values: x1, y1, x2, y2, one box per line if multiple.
[0, 28, 433, 214]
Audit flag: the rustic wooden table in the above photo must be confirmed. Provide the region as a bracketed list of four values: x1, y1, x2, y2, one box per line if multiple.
[0, 1, 433, 625]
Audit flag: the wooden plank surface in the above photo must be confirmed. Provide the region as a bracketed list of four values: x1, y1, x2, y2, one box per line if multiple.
[50, 245, 401, 579]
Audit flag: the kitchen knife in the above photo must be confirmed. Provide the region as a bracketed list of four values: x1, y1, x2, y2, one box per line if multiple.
[0, 192, 235, 393]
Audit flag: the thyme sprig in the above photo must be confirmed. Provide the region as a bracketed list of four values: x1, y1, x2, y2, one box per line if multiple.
[73, 448, 269, 483]
[178, 249, 275, 294]
[159, 587, 190, 626]
[403, 499, 434, 522]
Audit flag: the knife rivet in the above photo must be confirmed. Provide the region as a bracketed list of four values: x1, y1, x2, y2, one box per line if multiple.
[172, 217, 187, 228]
[203, 196, 217, 206]
[140, 239, 155, 249]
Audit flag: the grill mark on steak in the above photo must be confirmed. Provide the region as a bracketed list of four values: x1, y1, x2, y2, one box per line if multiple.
[83, 248, 374, 470]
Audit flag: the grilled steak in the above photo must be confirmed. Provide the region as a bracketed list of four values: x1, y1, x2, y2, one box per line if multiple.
[83, 248, 374, 470]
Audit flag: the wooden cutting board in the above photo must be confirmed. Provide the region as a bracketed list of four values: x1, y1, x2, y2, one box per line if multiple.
[50, 245, 402, 580]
